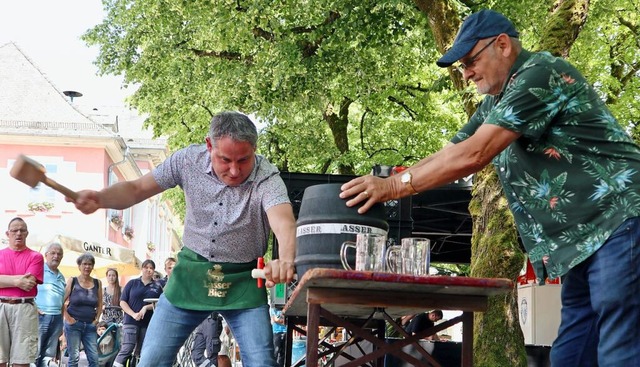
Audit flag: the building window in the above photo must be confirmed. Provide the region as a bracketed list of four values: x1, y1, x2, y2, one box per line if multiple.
[26, 162, 59, 205]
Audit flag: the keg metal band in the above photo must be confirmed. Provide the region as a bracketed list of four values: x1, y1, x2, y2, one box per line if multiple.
[296, 223, 388, 237]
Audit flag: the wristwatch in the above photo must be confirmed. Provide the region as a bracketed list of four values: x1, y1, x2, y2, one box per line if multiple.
[401, 171, 418, 195]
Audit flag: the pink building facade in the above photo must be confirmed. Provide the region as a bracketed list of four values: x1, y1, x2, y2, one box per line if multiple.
[0, 42, 182, 280]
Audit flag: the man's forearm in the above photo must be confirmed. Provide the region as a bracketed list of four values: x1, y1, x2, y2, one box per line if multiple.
[0, 275, 18, 288]
[98, 181, 144, 210]
[268, 204, 297, 262]
[98, 173, 163, 210]
[277, 238, 296, 263]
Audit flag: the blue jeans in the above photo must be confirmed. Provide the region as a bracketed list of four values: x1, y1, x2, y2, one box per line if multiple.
[138, 295, 276, 367]
[64, 321, 98, 367]
[550, 217, 640, 367]
[37, 314, 63, 367]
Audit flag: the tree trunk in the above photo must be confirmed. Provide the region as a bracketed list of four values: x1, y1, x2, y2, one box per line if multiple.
[536, 0, 590, 57]
[468, 166, 527, 366]
[323, 97, 355, 174]
[413, 0, 478, 117]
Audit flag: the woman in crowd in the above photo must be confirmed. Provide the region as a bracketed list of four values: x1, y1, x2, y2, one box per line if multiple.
[62, 253, 103, 367]
[101, 268, 123, 324]
[112, 260, 163, 367]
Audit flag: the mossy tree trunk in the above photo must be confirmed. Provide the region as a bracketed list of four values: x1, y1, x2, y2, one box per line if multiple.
[468, 166, 527, 366]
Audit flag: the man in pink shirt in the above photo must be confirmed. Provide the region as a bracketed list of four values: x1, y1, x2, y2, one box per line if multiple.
[0, 217, 44, 367]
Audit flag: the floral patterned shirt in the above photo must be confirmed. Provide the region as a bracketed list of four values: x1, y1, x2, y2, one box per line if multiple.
[452, 50, 640, 280]
[101, 287, 123, 324]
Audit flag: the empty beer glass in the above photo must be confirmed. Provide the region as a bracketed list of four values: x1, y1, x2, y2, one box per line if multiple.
[385, 237, 430, 276]
[340, 233, 387, 272]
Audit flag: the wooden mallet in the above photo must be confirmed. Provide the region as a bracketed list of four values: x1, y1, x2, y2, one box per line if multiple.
[10, 154, 78, 201]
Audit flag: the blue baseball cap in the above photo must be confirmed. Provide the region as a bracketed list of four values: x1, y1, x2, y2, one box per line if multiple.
[436, 10, 519, 67]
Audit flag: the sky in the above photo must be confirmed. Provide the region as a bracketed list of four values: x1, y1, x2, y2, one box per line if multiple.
[0, 1, 133, 109]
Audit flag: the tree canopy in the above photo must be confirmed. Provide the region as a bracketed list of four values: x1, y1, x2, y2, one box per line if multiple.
[84, 0, 640, 364]
[86, 0, 460, 174]
[85, 0, 638, 174]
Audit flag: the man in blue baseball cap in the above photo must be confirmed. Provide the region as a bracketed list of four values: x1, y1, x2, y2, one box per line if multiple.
[342, 9, 640, 367]
[436, 9, 519, 67]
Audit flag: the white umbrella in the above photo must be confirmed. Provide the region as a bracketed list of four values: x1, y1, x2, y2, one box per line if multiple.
[39, 234, 141, 277]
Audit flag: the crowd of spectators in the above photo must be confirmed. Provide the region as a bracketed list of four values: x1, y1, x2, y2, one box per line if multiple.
[0, 217, 189, 367]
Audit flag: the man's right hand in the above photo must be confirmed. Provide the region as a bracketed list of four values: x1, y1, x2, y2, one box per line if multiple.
[16, 273, 37, 291]
[67, 190, 102, 214]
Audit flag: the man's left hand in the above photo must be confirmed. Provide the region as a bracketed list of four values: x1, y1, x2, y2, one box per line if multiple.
[340, 175, 396, 214]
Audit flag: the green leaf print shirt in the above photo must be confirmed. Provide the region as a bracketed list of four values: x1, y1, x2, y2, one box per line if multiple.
[451, 50, 640, 280]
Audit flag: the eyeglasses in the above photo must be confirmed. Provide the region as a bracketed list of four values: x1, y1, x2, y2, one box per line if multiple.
[457, 37, 497, 71]
[8, 229, 28, 234]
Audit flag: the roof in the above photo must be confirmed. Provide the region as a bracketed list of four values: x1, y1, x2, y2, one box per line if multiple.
[0, 41, 168, 172]
[0, 42, 113, 137]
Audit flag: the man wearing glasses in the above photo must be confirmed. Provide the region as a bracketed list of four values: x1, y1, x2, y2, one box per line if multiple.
[0, 217, 45, 367]
[341, 9, 640, 366]
[35, 242, 66, 367]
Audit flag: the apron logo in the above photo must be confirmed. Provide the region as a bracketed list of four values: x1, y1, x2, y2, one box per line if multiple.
[206, 264, 232, 298]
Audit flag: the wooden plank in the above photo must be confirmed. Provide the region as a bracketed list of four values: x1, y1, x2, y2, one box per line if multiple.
[285, 320, 294, 367]
[284, 268, 512, 318]
[305, 287, 488, 315]
[299, 268, 513, 295]
[462, 312, 474, 367]
[306, 303, 320, 367]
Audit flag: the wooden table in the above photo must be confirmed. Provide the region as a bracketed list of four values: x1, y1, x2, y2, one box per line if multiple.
[282, 268, 513, 367]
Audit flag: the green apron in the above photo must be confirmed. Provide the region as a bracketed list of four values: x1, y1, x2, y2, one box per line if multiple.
[163, 247, 267, 311]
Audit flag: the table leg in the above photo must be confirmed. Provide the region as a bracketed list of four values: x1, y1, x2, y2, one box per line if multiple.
[285, 319, 294, 367]
[462, 311, 474, 367]
[376, 319, 385, 367]
[307, 302, 321, 367]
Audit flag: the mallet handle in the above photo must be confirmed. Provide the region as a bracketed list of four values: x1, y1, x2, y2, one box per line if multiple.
[43, 177, 79, 201]
[251, 269, 266, 279]
[251, 269, 298, 281]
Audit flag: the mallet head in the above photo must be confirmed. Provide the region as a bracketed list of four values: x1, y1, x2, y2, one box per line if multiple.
[10, 154, 46, 188]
